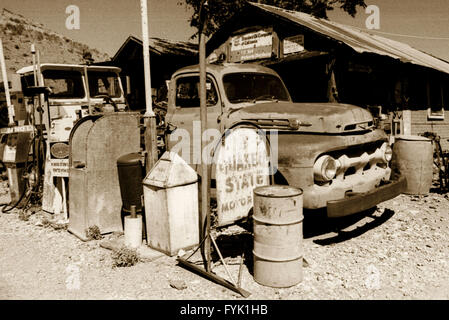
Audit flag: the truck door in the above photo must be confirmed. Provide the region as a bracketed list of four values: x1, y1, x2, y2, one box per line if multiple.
[166, 73, 222, 168]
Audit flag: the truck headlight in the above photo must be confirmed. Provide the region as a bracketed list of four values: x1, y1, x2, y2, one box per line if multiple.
[314, 155, 340, 182]
[383, 144, 393, 162]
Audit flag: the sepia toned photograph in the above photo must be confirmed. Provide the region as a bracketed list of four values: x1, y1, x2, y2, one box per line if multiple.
[0, 0, 448, 307]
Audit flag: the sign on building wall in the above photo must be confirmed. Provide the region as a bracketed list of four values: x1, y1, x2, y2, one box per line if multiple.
[230, 29, 273, 62]
[283, 35, 305, 55]
[215, 128, 270, 226]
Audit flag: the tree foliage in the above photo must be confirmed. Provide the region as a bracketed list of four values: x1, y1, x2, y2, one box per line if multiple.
[179, 0, 366, 36]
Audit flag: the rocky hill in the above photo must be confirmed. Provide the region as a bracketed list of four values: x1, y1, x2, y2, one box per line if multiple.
[0, 8, 109, 80]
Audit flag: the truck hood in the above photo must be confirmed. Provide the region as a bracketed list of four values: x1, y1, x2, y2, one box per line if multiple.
[226, 102, 374, 134]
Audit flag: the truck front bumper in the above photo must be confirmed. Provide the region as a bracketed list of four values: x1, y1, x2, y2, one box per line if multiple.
[326, 176, 407, 218]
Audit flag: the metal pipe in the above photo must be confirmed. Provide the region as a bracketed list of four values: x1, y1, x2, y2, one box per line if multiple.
[140, 0, 158, 173]
[36, 49, 44, 185]
[140, 0, 154, 117]
[210, 235, 236, 285]
[83, 66, 93, 115]
[31, 44, 37, 86]
[177, 257, 251, 298]
[0, 38, 15, 126]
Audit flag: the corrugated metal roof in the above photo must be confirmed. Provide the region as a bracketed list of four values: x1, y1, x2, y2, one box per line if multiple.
[113, 36, 197, 61]
[251, 3, 449, 74]
[148, 37, 198, 56]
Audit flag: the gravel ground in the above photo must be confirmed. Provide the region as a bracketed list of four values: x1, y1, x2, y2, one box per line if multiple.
[0, 179, 448, 300]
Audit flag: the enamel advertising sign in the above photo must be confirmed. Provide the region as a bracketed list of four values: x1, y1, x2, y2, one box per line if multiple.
[215, 128, 270, 226]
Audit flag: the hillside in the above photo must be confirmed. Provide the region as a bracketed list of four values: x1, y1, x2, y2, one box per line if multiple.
[0, 8, 109, 80]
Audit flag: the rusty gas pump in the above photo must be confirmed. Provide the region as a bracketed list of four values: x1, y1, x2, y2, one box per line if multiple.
[1, 131, 33, 210]
[1, 86, 50, 213]
[0, 38, 36, 212]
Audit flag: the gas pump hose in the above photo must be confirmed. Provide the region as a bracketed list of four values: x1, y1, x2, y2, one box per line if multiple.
[1, 185, 27, 213]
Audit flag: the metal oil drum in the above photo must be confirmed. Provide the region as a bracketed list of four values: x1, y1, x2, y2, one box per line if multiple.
[392, 135, 433, 195]
[253, 185, 303, 288]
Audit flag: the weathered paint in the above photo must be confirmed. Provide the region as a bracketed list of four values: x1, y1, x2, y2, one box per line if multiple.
[392, 135, 433, 195]
[68, 113, 141, 240]
[143, 152, 199, 256]
[253, 185, 303, 288]
[167, 63, 398, 215]
[228, 101, 374, 134]
[215, 128, 270, 226]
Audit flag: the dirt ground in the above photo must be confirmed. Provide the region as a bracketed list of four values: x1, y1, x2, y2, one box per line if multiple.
[0, 179, 448, 300]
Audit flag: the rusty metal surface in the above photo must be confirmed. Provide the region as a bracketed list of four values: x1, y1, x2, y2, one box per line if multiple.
[250, 3, 449, 74]
[271, 133, 394, 209]
[392, 136, 433, 195]
[112, 36, 198, 62]
[170, 63, 375, 135]
[301, 141, 393, 209]
[214, 128, 270, 227]
[167, 60, 397, 216]
[253, 185, 303, 288]
[228, 101, 374, 134]
[143, 152, 199, 256]
[326, 176, 407, 218]
[68, 113, 140, 239]
[274, 130, 387, 186]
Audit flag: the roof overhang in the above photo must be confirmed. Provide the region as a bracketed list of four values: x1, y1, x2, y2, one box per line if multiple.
[112, 35, 198, 62]
[208, 2, 449, 75]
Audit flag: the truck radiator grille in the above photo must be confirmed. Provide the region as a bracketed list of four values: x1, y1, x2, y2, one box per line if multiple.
[326, 141, 388, 180]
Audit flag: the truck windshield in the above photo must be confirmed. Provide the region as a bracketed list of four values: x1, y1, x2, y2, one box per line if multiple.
[223, 73, 290, 104]
[175, 76, 218, 108]
[42, 70, 85, 99]
[88, 71, 121, 98]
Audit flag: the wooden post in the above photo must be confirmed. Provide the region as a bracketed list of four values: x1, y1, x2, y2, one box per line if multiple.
[140, 0, 158, 173]
[198, 0, 211, 273]
[0, 38, 15, 126]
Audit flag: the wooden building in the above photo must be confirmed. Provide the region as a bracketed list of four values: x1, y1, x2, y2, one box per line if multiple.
[206, 3, 449, 149]
[110, 36, 198, 111]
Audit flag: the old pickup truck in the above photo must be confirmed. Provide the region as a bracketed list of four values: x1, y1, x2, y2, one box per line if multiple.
[165, 62, 406, 217]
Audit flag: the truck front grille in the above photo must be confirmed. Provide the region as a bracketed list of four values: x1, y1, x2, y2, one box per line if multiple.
[325, 141, 388, 182]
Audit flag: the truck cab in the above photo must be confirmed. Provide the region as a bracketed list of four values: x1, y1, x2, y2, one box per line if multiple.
[16, 63, 127, 176]
[166, 63, 406, 217]
[17, 63, 127, 122]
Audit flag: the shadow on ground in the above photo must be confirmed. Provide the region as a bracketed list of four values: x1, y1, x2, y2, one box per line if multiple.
[303, 207, 395, 245]
[186, 206, 395, 277]
[210, 228, 254, 275]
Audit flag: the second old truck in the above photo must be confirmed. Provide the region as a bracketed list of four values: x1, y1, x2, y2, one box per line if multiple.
[165, 63, 406, 218]
[16, 63, 128, 176]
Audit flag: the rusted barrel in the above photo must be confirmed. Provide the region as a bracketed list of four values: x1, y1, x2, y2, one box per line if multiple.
[392, 135, 433, 195]
[253, 185, 303, 288]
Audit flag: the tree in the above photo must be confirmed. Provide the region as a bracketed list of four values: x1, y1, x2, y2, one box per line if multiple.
[179, 0, 366, 37]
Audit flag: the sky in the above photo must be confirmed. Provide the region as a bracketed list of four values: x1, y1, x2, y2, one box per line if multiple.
[1, 0, 449, 61]
[328, 0, 449, 62]
[0, 0, 196, 57]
